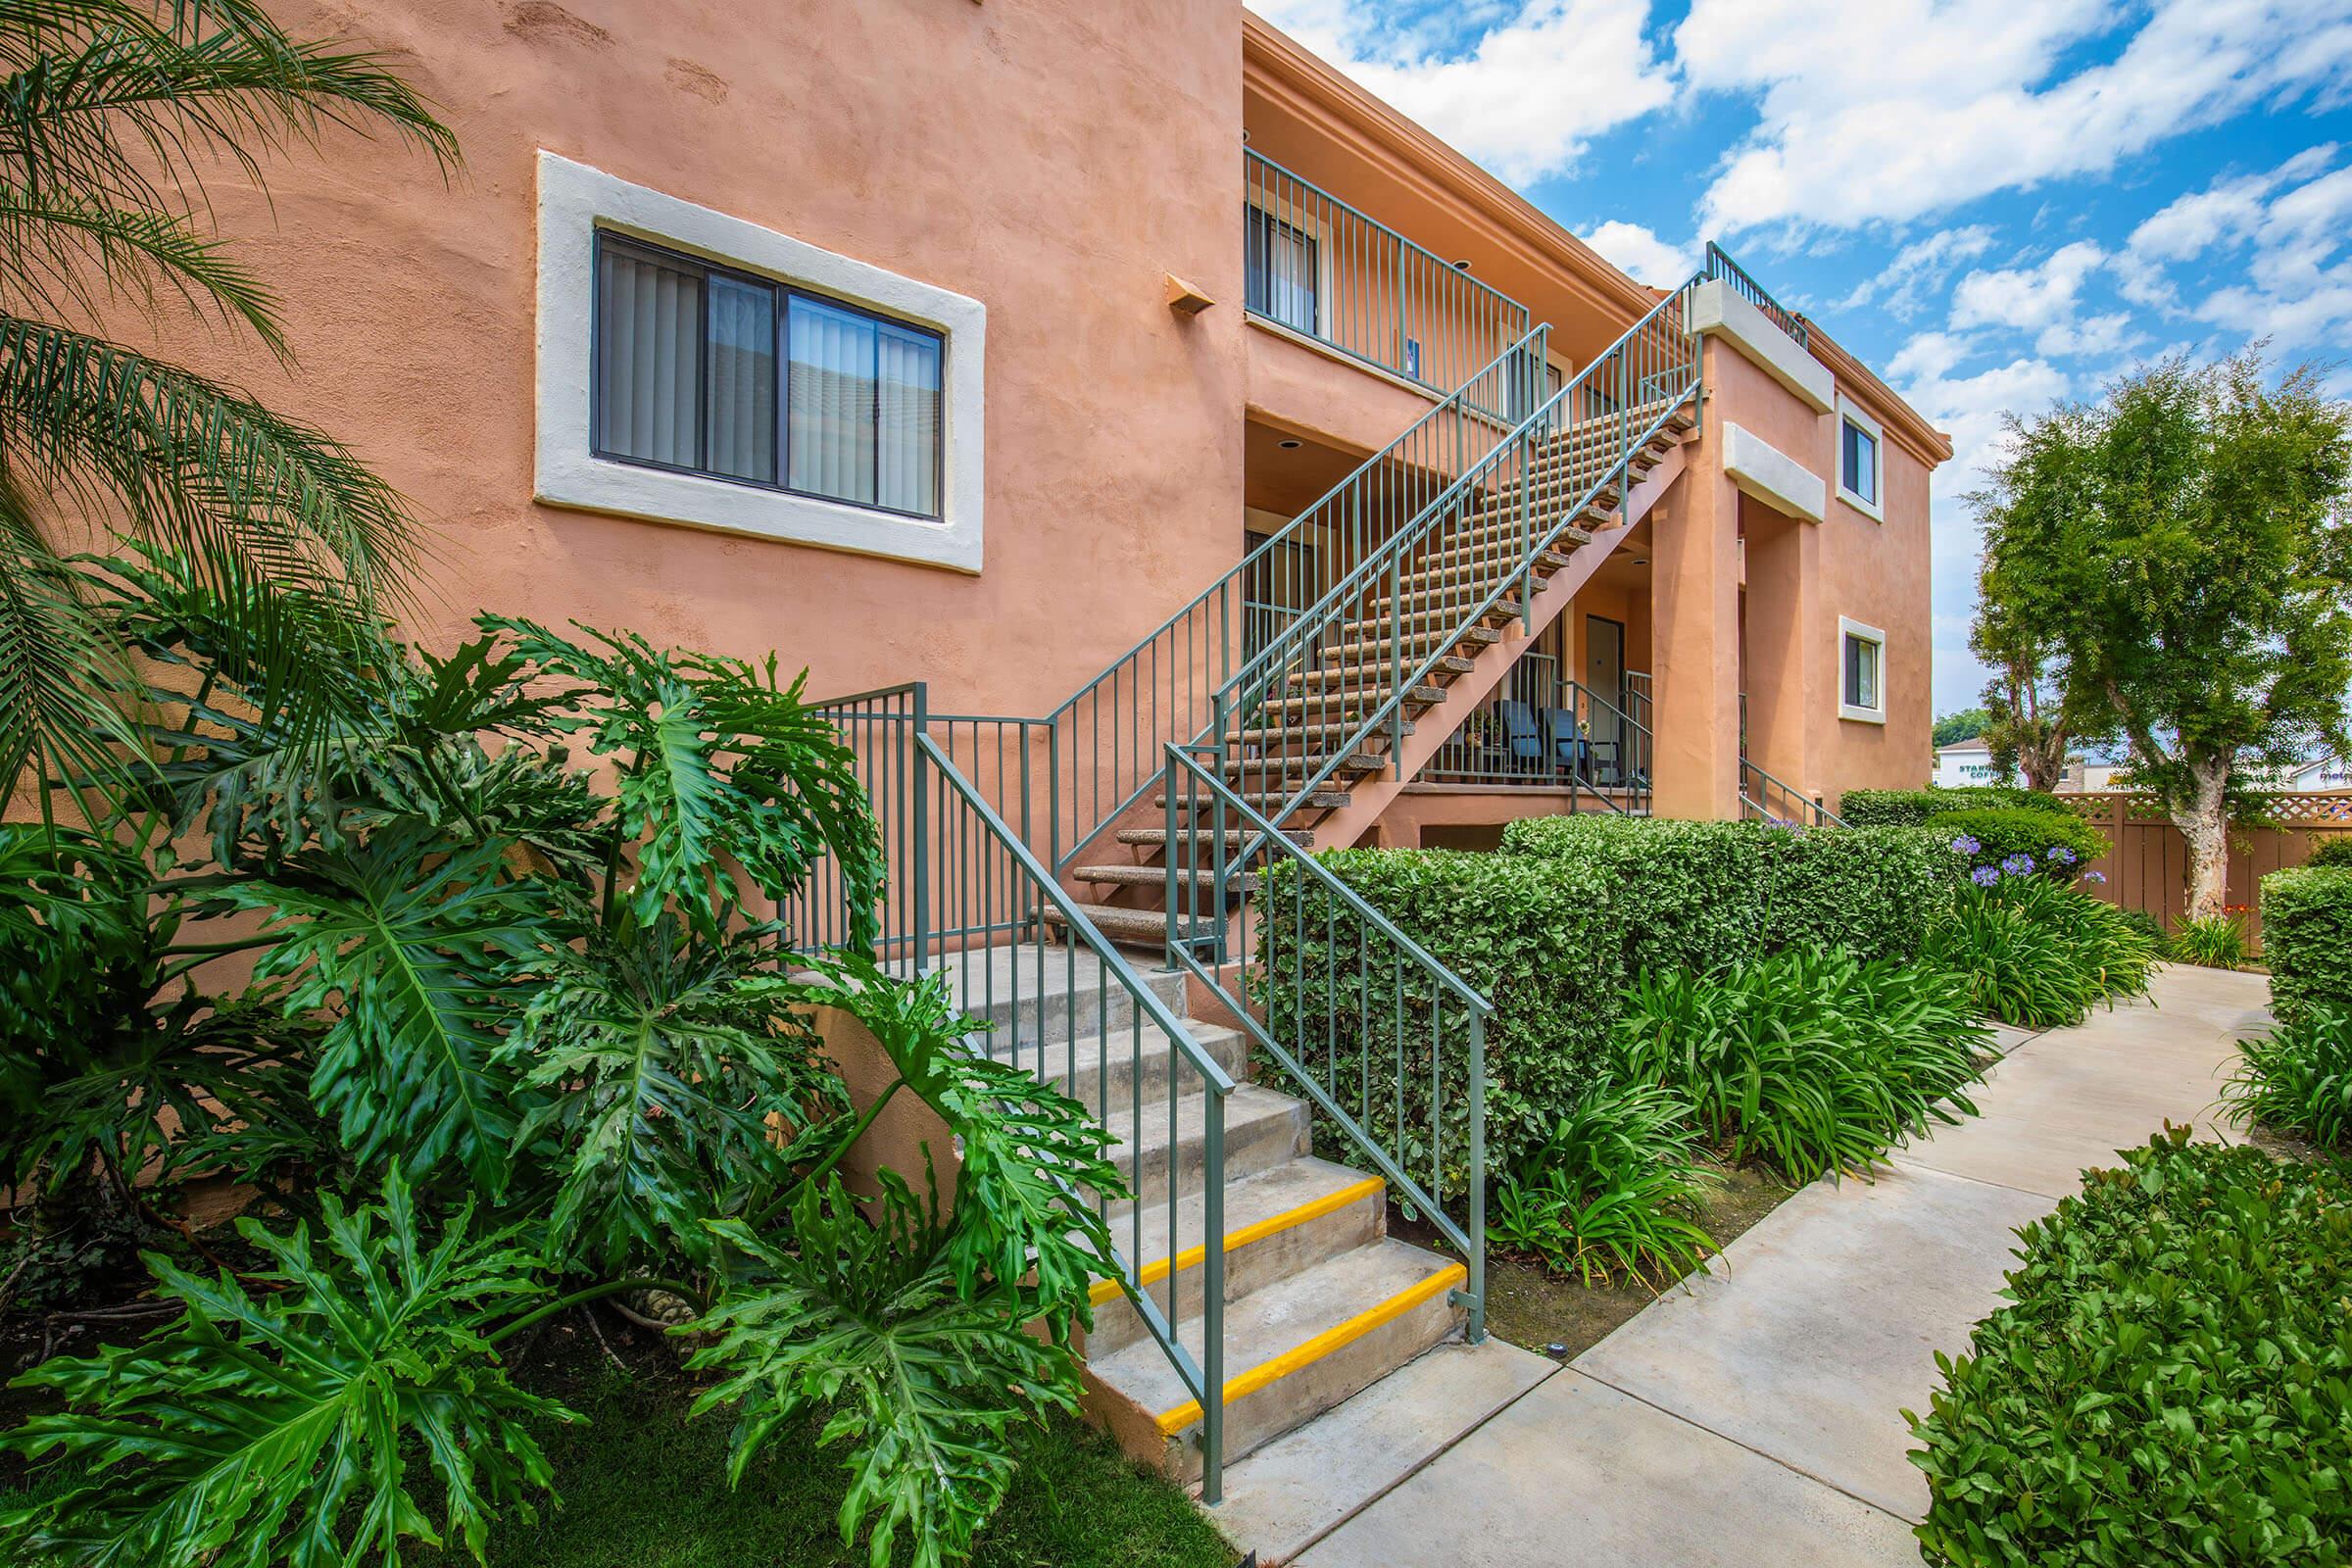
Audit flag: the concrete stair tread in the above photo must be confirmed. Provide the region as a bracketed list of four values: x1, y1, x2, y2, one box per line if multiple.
[1233, 717, 1412, 748]
[1071, 863, 1257, 894]
[1002, 1016, 1249, 1114]
[927, 943, 1188, 1041]
[1101, 1154, 1384, 1276]
[1087, 1235, 1466, 1440]
[1118, 825, 1314, 849]
[1155, 788, 1351, 810]
[1040, 901, 1180, 947]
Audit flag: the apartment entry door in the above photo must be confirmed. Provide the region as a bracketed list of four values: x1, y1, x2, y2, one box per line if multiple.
[1585, 614, 1626, 781]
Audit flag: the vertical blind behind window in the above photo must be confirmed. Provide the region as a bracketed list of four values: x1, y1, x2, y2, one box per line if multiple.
[1844, 635, 1881, 710]
[594, 235, 942, 518]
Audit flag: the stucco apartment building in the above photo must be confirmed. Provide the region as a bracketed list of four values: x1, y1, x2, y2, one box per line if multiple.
[176, 0, 1951, 1518]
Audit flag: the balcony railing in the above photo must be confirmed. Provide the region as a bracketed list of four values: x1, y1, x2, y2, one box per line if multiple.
[1246, 148, 1533, 418]
[1418, 655, 1652, 814]
[1704, 241, 1808, 348]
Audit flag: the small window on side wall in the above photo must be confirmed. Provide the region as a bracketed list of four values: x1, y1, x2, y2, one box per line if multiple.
[1839, 617, 1886, 724]
[1836, 396, 1885, 521]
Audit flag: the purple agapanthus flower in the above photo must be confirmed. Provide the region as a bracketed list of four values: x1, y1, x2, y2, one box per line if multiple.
[1949, 834, 1982, 856]
[2001, 853, 2035, 875]
[2082, 869, 2107, 885]
[2047, 846, 2078, 864]
[1971, 865, 2001, 887]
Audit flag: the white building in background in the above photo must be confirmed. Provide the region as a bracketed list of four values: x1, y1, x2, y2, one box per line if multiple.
[1933, 740, 2001, 788]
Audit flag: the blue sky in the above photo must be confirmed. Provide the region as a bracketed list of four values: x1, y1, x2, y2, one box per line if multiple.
[1250, 0, 2352, 715]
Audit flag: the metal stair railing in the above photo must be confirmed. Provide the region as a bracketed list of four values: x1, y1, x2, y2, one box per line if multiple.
[1205, 267, 1710, 834]
[1740, 757, 1845, 827]
[1163, 744, 1492, 1342]
[1041, 324, 1550, 877]
[784, 686, 1241, 1502]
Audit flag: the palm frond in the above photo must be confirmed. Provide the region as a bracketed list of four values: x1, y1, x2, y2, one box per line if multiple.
[0, 182, 281, 349]
[0, 483, 139, 813]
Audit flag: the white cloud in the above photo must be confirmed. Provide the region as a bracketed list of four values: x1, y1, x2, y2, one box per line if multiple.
[1835, 224, 1995, 320]
[1248, 0, 1675, 184]
[1679, 0, 2352, 236]
[1950, 241, 2107, 333]
[1580, 220, 1696, 286]
[2035, 310, 2138, 358]
[2121, 149, 2352, 349]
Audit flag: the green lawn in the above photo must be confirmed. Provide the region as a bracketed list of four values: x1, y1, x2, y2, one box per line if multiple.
[2, 1335, 1237, 1568]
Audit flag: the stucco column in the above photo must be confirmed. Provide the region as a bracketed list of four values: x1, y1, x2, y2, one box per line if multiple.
[1740, 504, 1821, 796]
[1649, 411, 1742, 819]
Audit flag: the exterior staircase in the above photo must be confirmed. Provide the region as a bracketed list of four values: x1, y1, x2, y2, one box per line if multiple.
[1058, 389, 1696, 947]
[944, 945, 1471, 1485]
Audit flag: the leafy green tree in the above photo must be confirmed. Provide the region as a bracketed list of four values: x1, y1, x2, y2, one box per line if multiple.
[1971, 598, 2077, 791]
[1931, 708, 1990, 749]
[0, 0, 455, 821]
[0, 555, 1127, 1566]
[1972, 350, 2352, 917]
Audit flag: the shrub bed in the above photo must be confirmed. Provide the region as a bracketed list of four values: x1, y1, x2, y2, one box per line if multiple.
[1923, 875, 2157, 1029]
[1613, 946, 1988, 1182]
[1925, 807, 2107, 881]
[2228, 1004, 2352, 1148]
[1908, 1130, 2352, 1566]
[2261, 864, 2352, 1025]
[1839, 786, 2074, 827]
[1258, 818, 1962, 1191]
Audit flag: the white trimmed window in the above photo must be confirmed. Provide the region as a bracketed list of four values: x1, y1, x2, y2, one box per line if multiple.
[1839, 617, 1886, 724]
[535, 152, 986, 572]
[1837, 396, 1885, 522]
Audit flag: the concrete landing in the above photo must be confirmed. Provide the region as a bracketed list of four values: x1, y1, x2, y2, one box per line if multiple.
[1292, 965, 2271, 1567]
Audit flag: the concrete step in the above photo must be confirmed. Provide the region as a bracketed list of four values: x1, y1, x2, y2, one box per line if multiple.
[1219, 748, 1388, 780]
[1041, 900, 1179, 949]
[1361, 590, 1524, 624]
[1233, 717, 1412, 750]
[1071, 862, 1256, 897]
[933, 943, 1188, 1049]
[1087, 1157, 1388, 1357]
[1086, 1236, 1468, 1482]
[999, 1016, 1251, 1123]
[1117, 825, 1315, 851]
[1102, 1083, 1310, 1209]
[1154, 786, 1352, 811]
[1292, 651, 1475, 684]
[1320, 626, 1501, 664]
[1254, 680, 1446, 711]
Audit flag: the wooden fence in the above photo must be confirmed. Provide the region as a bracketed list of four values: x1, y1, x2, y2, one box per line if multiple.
[2058, 791, 2352, 953]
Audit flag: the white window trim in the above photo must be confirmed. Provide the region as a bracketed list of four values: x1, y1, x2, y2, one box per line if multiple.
[534, 151, 987, 573]
[1836, 396, 1886, 523]
[1838, 615, 1887, 724]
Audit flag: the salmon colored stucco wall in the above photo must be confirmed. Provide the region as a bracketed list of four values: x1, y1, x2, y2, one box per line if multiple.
[133, 0, 1249, 715]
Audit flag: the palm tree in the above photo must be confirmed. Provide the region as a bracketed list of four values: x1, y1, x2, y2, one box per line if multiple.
[0, 0, 456, 824]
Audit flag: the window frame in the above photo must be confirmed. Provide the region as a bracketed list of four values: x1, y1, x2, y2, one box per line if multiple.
[1243, 199, 1328, 338]
[589, 231, 946, 522]
[1836, 395, 1886, 522]
[535, 151, 986, 573]
[1838, 615, 1887, 724]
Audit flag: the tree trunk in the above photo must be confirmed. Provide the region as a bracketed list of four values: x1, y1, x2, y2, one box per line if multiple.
[2174, 759, 2231, 923]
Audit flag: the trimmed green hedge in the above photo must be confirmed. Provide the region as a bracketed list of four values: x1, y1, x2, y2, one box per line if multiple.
[1501, 814, 1959, 966]
[1924, 807, 2107, 880]
[2305, 835, 2352, 869]
[2262, 864, 2352, 1026]
[1840, 785, 2075, 827]
[1909, 1130, 2352, 1566]
[1255, 817, 1963, 1191]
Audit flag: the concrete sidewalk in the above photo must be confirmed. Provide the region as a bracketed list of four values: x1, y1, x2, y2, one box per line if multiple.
[1285, 964, 2271, 1567]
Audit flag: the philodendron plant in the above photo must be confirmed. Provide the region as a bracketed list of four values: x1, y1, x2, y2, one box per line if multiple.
[0, 550, 1126, 1568]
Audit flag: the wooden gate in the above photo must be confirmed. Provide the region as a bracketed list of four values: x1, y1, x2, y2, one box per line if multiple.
[2059, 791, 2352, 952]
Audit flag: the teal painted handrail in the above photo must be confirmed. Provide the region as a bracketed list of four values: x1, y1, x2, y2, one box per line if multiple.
[1162, 744, 1491, 1342]
[1740, 756, 1845, 827]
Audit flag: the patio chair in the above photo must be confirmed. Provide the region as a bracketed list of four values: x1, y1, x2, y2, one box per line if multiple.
[1544, 706, 1622, 784]
[1495, 700, 1544, 777]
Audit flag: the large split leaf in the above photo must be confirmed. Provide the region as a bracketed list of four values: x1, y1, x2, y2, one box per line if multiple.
[0, 1172, 567, 1568]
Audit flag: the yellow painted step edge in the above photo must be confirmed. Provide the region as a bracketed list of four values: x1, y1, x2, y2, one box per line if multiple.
[1152, 1259, 1468, 1437]
[1088, 1175, 1386, 1308]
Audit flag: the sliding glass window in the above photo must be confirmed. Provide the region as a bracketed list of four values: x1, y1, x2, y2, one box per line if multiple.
[593, 233, 943, 518]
